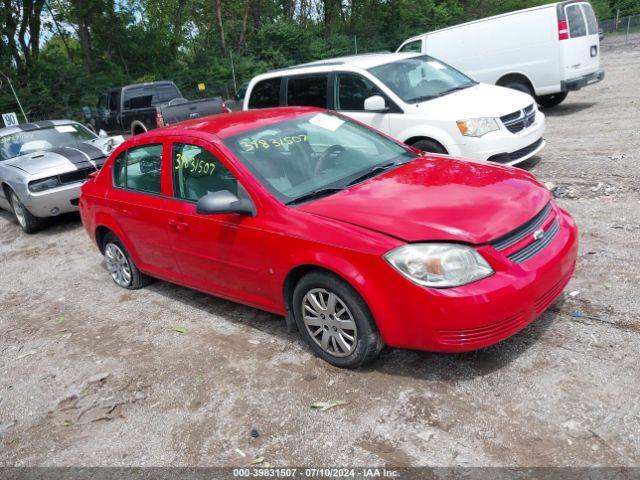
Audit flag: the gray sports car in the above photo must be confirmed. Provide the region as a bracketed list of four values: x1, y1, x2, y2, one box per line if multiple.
[0, 120, 124, 233]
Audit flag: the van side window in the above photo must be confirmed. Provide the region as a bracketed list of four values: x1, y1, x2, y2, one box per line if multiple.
[581, 4, 598, 36]
[249, 78, 281, 108]
[399, 40, 422, 53]
[336, 74, 385, 111]
[286, 75, 328, 108]
[566, 4, 587, 38]
[113, 144, 163, 194]
[172, 143, 238, 202]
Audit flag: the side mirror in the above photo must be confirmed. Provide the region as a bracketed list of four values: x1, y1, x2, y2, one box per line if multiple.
[98, 129, 108, 138]
[196, 190, 255, 216]
[364, 95, 388, 112]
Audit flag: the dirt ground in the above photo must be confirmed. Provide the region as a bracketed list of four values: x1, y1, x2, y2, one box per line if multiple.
[1, 35, 639, 468]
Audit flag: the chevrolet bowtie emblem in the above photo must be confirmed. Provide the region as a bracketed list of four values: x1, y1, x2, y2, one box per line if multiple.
[533, 228, 545, 241]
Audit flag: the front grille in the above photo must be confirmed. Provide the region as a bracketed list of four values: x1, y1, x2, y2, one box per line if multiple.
[59, 164, 102, 185]
[501, 104, 536, 133]
[437, 311, 526, 346]
[508, 219, 560, 263]
[491, 203, 552, 250]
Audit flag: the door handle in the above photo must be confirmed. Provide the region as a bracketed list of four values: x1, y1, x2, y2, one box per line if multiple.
[116, 206, 131, 215]
[169, 219, 189, 231]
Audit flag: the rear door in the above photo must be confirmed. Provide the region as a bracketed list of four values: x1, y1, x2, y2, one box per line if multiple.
[560, 2, 600, 80]
[107, 140, 178, 276]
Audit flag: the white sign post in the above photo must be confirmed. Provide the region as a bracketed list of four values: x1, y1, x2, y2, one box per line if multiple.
[2, 112, 19, 127]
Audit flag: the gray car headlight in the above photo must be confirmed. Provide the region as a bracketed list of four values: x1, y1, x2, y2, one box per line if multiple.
[29, 176, 60, 192]
[385, 243, 494, 288]
[456, 118, 499, 137]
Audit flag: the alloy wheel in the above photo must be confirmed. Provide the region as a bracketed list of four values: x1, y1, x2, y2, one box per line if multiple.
[302, 288, 357, 357]
[104, 243, 132, 287]
[10, 193, 27, 229]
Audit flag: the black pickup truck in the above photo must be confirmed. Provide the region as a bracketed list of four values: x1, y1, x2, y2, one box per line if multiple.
[83, 81, 228, 136]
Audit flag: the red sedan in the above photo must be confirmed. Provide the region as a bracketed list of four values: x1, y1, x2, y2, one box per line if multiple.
[80, 107, 577, 368]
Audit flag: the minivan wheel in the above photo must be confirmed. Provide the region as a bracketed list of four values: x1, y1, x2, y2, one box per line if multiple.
[293, 271, 382, 368]
[102, 232, 152, 289]
[536, 92, 568, 108]
[9, 191, 43, 234]
[502, 81, 534, 97]
[410, 139, 447, 154]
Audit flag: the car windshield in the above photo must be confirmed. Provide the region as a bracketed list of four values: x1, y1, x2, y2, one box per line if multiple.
[368, 55, 476, 104]
[223, 112, 417, 204]
[0, 124, 96, 161]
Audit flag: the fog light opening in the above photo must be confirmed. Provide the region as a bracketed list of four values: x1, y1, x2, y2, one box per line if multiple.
[50, 207, 60, 215]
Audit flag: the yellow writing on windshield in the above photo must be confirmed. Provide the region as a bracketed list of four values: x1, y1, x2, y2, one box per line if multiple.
[240, 134, 307, 152]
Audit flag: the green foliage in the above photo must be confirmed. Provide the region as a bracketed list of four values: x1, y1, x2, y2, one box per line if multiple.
[0, 0, 632, 122]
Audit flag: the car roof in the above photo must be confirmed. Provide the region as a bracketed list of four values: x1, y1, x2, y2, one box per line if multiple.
[0, 119, 80, 137]
[260, 52, 421, 77]
[142, 107, 324, 140]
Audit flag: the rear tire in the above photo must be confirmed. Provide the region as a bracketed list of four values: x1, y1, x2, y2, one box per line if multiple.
[9, 191, 43, 234]
[293, 271, 382, 368]
[410, 139, 447, 154]
[102, 232, 152, 289]
[536, 92, 568, 108]
[502, 81, 534, 97]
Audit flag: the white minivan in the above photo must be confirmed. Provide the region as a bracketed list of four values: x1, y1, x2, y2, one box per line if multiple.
[397, 0, 604, 108]
[243, 53, 545, 165]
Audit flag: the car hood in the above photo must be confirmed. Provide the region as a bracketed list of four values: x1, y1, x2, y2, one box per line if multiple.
[298, 156, 551, 244]
[3, 137, 123, 175]
[414, 83, 534, 119]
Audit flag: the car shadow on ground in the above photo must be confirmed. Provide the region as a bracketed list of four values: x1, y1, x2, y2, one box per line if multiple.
[542, 101, 596, 117]
[143, 275, 562, 381]
[0, 209, 82, 235]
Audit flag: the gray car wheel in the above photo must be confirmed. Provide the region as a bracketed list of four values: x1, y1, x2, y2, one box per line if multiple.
[9, 191, 42, 234]
[102, 232, 152, 289]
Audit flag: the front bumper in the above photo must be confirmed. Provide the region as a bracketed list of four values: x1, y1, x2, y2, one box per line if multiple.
[562, 69, 605, 92]
[22, 182, 84, 218]
[362, 204, 578, 352]
[447, 110, 546, 164]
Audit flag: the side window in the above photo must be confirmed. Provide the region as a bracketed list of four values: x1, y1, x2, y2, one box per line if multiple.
[336, 74, 386, 111]
[399, 40, 422, 53]
[172, 143, 238, 202]
[566, 4, 587, 38]
[155, 83, 181, 104]
[286, 75, 328, 108]
[581, 4, 598, 36]
[248, 78, 281, 108]
[113, 144, 163, 194]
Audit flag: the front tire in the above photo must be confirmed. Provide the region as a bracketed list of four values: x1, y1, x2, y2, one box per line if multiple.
[102, 232, 152, 289]
[9, 191, 43, 234]
[536, 92, 568, 108]
[293, 271, 382, 368]
[410, 139, 447, 154]
[501, 81, 534, 97]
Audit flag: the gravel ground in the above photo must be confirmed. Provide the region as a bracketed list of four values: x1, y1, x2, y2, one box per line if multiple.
[1, 35, 639, 468]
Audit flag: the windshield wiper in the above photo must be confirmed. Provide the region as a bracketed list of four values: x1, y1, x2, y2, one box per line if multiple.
[437, 82, 477, 97]
[346, 162, 397, 187]
[286, 187, 344, 206]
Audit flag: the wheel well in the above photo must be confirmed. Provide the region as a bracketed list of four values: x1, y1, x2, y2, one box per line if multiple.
[496, 73, 535, 93]
[95, 226, 112, 253]
[131, 122, 147, 136]
[404, 136, 447, 152]
[283, 265, 348, 315]
[1, 182, 12, 200]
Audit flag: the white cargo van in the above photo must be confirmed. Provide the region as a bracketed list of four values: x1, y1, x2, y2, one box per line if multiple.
[397, 1, 604, 108]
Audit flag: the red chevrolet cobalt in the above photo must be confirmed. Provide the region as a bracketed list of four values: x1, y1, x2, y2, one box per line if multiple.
[80, 107, 577, 368]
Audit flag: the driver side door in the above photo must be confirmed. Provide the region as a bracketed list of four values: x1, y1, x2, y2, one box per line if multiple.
[162, 136, 275, 309]
[332, 72, 391, 133]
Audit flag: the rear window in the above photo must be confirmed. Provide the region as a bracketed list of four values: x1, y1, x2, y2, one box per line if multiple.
[581, 3, 598, 36]
[286, 75, 328, 108]
[566, 4, 587, 38]
[123, 84, 180, 108]
[248, 78, 281, 108]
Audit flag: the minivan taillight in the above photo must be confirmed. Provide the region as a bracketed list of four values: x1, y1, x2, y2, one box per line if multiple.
[558, 20, 569, 40]
[155, 110, 165, 128]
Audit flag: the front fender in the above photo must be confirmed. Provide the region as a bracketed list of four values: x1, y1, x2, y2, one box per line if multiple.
[398, 123, 461, 151]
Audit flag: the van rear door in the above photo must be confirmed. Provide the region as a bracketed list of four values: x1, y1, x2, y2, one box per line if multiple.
[559, 1, 600, 81]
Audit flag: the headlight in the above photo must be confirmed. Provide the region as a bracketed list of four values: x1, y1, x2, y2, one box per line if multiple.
[29, 176, 60, 192]
[385, 243, 494, 288]
[456, 118, 499, 137]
